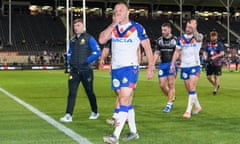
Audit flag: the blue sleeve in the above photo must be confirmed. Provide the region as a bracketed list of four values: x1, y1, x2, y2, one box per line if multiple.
[218, 41, 224, 52]
[67, 43, 72, 61]
[176, 36, 182, 48]
[135, 23, 148, 41]
[87, 36, 101, 63]
[205, 43, 209, 52]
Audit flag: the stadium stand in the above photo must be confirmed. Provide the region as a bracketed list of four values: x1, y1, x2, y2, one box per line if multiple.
[0, 0, 240, 68]
[0, 15, 66, 55]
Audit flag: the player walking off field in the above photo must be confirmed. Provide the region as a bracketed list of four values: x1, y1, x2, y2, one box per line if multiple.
[153, 23, 177, 113]
[99, 40, 141, 126]
[99, 2, 154, 143]
[171, 19, 202, 119]
[60, 18, 101, 122]
[203, 31, 224, 96]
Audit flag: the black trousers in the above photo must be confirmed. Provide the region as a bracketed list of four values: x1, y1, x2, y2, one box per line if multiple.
[66, 68, 98, 115]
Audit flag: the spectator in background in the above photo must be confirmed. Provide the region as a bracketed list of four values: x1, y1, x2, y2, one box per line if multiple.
[3, 56, 7, 66]
[226, 57, 232, 72]
[234, 55, 239, 72]
[37, 54, 40, 64]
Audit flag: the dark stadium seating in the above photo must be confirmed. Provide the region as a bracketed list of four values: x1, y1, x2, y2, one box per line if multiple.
[230, 21, 240, 36]
[0, 15, 66, 55]
[0, 15, 239, 56]
[193, 19, 237, 43]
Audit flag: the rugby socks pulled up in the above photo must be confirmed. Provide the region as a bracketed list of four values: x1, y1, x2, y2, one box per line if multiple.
[113, 108, 119, 119]
[127, 105, 137, 133]
[186, 91, 196, 113]
[113, 105, 128, 139]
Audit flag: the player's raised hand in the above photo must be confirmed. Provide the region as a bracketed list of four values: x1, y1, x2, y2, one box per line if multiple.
[112, 13, 121, 26]
[190, 19, 197, 29]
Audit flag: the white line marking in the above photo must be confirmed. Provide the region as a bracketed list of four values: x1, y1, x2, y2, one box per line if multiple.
[0, 87, 92, 144]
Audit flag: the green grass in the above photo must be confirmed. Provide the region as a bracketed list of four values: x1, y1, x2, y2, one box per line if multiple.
[0, 69, 240, 144]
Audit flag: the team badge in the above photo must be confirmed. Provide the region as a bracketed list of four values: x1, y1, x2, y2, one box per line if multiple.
[182, 72, 188, 78]
[210, 51, 214, 55]
[159, 70, 163, 76]
[80, 38, 86, 44]
[192, 68, 196, 73]
[113, 79, 120, 87]
[69, 75, 73, 80]
[87, 77, 92, 82]
[122, 77, 128, 84]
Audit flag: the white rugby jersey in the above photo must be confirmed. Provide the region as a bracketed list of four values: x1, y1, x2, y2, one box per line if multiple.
[176, 34, 203, 68]
[111, 21, 148, 69]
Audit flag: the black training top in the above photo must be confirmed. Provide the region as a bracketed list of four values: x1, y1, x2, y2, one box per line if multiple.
[155, 36, 177, 63]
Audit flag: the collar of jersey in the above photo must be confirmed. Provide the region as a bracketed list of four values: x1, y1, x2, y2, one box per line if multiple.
[182, 34, 194, 44]
[116, 21, 135, 38]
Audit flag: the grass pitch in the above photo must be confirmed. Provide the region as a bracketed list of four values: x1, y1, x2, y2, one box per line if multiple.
[0, 69, 239, 144]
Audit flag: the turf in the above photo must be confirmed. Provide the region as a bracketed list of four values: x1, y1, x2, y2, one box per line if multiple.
[0, 69, 239, 144]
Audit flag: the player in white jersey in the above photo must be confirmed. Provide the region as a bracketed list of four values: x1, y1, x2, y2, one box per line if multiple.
[99, 2, 154, 144]
[99, 39, 142, 126]
[170, 19, 203, 119]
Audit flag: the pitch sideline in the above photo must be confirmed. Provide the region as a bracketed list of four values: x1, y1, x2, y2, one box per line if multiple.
[0, 87, 92, 144]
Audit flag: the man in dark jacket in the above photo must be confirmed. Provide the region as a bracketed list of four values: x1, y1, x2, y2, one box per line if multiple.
[204, 31, 224, 96]
[60, 18, 101, 122]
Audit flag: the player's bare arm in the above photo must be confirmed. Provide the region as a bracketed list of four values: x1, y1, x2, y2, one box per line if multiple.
[137, 47, 142, 64]
[203, 51, 208, 61]
[211, 51, 225, 60]
[141, 39, 155, 79]
[190, 21, 202, 42]
[170, 48, 180, 72]
[99, 14, 120, 44]
[153, 50, 160, 66]
[99, 48, 110, 67]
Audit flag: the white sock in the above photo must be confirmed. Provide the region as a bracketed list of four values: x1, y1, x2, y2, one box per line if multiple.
[186, 91, 195, 113]
[127, 105, 137, 133]
[167, 102, 173, 106]
[113, 105, 128, 139]
[193, 93, 201, 108]
[112, 108, 119, 119]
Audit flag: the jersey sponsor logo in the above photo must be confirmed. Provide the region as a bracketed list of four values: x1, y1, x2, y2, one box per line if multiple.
[112, 38, 133, 43]
[161, 49, 174, 52]
[181, 43, 197, 48]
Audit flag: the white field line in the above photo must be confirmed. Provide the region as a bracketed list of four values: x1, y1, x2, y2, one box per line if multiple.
[0, 87, 92, 144]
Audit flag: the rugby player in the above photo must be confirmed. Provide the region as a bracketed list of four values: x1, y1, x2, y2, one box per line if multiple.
[170, 19, 202, 119]
[99, 40, 142, 125]
[99, 2, 154, 143]
[153, 23, 177, 113]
